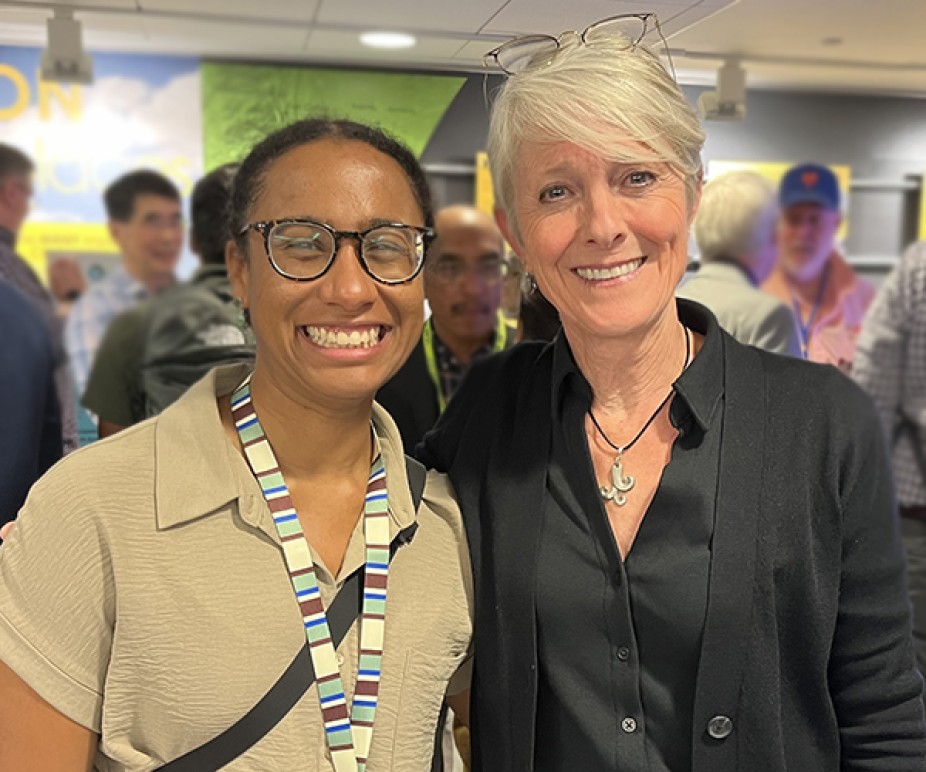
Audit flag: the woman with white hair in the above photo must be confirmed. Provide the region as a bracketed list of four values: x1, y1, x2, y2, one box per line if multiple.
[418, 14, 926, 772]
[679, 169, 802, 354]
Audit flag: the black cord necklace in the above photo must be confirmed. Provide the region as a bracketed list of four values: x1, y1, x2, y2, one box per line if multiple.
[588, 325, 692, 506]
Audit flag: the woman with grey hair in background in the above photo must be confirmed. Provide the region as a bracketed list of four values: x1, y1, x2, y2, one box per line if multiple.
[679, 169, 802, 355]
[418, 14, 926, 771]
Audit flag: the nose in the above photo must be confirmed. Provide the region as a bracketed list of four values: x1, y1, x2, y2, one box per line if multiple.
[318, 239, 378, 309]
[581, 183, 627, 249]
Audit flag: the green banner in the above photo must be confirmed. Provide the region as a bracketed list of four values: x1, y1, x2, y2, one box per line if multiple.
[202, 62, 465, 167]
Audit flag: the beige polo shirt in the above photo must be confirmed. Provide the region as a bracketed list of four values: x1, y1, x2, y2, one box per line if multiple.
[0, 364, 472, 771]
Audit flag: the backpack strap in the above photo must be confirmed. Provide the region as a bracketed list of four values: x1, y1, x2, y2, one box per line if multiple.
[156, 456, 429, 771]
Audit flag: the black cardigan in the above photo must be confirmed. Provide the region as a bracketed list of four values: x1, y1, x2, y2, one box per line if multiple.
[417, 301, 926, 771]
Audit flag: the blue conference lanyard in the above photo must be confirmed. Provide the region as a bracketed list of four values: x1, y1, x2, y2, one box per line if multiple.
[791, 261, 830, 360]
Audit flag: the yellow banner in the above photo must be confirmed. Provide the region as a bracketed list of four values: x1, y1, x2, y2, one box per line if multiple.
[475, 151, 495, 217]
[17, 222, 119, 284]
[920, 173, 926, 242]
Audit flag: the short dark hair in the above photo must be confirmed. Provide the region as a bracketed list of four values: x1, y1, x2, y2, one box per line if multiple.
[104, 169, 180, 222]
[0, 143, 34, 180]
[230, 118, 433, 255]
[191, 163, 238, 265]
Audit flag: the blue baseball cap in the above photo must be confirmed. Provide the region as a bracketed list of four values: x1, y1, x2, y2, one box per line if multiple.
[779, 163, 840, 210]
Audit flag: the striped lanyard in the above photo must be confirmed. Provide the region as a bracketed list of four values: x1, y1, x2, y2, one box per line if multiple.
[422, 313, 507, 413]
[231, 378, 390, 772]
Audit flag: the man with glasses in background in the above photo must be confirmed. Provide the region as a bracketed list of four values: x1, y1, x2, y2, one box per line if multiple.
[65, 169, 182, 401]
[378, 204, 515, 450]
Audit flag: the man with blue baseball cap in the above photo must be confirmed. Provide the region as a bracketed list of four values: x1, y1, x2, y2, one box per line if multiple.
[763, 162, 874, 369]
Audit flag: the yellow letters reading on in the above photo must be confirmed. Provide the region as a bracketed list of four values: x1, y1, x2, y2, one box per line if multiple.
[0, 64, 30, 120]
[39, 80, 82, 121]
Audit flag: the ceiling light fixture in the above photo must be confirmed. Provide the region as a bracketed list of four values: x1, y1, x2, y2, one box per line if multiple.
[40, 8, 93, 84]
[359, 31, 417, 50]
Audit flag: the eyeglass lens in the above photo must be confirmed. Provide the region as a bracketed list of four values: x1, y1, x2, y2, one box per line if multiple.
[269, 222, 422, 282]
[429, 259, 507, 284]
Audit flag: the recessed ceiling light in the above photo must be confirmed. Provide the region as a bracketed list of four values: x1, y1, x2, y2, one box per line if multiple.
[360, 31, 417, 49]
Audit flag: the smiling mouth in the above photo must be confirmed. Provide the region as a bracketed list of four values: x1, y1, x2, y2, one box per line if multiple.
[300, 325, 386, 349]
[574, 258, 646, 281]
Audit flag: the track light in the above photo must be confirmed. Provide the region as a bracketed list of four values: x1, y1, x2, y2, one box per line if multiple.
[40, 8, 94, 85]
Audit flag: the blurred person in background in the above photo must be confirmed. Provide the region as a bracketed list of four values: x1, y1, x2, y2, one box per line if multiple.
[762, 162, 873, 368]
[83, 163, 254, 437]
[0, 142, 78, 454]
[377, 204, 515, 450]
[419, 16, 926, 771]
[48, 256, 87, 318]
[679, 169, 800, 355]
[0, 118, 471, 771]
[65, 169, 182, 398]
[501, 251, 525, 324]
[0, 279, 61, 529]
[854, 239, 926, 699]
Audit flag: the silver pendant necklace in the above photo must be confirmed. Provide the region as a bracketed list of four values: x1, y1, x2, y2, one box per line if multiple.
[588, 325, 691, 506]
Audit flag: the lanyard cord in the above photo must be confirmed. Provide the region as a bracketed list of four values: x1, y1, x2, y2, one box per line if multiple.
[791, 261, 830, 359]
[422, 313, 507, 413]
[230, 378, 389, 772]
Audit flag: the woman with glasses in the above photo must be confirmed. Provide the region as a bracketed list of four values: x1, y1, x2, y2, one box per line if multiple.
[420, 16, 926, 772]
[0, 118, 472, 771]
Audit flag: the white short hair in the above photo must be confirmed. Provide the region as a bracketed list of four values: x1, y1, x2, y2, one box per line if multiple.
[487, 32, 705, 231]
[694, 171, 778, 263]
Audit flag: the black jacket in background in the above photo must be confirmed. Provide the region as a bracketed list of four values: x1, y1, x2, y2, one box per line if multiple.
[377, 324, 517, 452]
[417, 300, 926, 772]
[0, 280, 62, 525]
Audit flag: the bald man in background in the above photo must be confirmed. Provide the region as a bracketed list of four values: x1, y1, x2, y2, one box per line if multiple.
[377, 205, 516, 450]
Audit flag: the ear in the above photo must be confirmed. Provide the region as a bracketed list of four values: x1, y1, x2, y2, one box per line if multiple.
[108, 219, 124, 249]
[226, 239, 250, 307]
[495, 206, 527, 272]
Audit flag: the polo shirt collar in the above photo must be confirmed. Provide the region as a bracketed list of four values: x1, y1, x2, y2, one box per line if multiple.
[154, 363, 257, 531]
[550, 298, 724, 434]
[155, 364, 419, 537]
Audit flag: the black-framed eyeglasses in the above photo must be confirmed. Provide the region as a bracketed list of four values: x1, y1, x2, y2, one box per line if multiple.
[427, 257, 509, 286]
[483, 13, 672, 78]
[237, 219, 435, 285]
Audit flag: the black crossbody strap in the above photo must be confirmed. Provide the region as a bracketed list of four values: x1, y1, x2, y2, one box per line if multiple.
[157, 457, 426, 771]
[157, 568, 363, 772]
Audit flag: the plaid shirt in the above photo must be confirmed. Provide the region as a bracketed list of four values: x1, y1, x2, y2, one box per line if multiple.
[65, 265, 149, 399]
[0, 227, 79, 453]
[854, 241, 926, 506]
[432, 331, 497, 405]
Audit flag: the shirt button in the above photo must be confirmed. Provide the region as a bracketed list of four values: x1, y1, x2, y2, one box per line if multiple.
[336, 653, 345, 666]
[617, 646, 631, 661]
[707, 714, 734, 740]
[621, 717, 637, 733]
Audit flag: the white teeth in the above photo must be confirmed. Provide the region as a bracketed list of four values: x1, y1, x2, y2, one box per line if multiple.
[576, 258, 644, 281]
[303, 326, 382, 349]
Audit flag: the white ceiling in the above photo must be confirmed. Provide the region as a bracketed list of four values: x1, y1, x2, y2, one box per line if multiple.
[2, 0, 926, 96]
